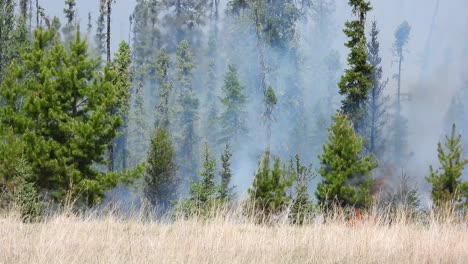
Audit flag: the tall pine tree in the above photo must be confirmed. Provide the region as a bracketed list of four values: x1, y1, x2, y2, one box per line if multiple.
[365, 20, 389, 158]
[338, 0, 373, 133]
[175, 40, 199, 186]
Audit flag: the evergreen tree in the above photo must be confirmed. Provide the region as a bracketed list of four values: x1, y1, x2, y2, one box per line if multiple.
[144, 126, 178, 211]
[95, 0, 106, 57]
[189, 143, 217, 207]
[0, 29, 136, 205]
[218, 143, 235, 201]
[87, 12, 92, 36]
[338, 0, 373, 133]
[20, 0, 29, 20]
[111, 42, 133, 170]
[127, 83, 150, 168]
[175, 40, 199, 185]
[427, 124, 468, 209]
[63, 0, 76, 23]
[159, 0, 209, 46]
[0, 0, 19, 82]
[316, 113, 377, 210]
[289, 154, 314, 225]
[155, 48, 173, 129]
[132, 0, 160, 80]
[392, 21, 411, 165]
[219, 64, 248, 145]
[248, 148, 294, 216]
[365, 20, 389, 158]
[62, 0, 76, 41]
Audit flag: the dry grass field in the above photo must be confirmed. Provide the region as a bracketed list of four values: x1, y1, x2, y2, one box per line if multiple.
[1, 209, 467, 264]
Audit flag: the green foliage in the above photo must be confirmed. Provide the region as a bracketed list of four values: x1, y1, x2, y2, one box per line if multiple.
[111, 41, 133, 170]
[289, 155, 314, 225]
[338, 0, 374, 132]
[316, 113, 377, 210]
[175, 40, 199, 184]
[227, 0, 309, 49]
[219, 144, 235, 201]
[127, 83, 150, 168]
[248, 149, 294, 216]
[0, 1, 29, 83]
[0, 29, 134, 206]
[95, 0, 107, 56]
[190, 143, 218, 207]
[144, 126, 178, 211]
[427, 124, 468, 209]
[12, 158, 44, 222]
[219, 65, 248, 145]
[155, 48, 173, 128]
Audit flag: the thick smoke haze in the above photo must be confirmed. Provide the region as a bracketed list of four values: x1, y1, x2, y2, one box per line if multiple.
[42, 0, 468, 199]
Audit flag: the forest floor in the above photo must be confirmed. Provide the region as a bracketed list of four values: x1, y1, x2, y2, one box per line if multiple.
[1, 211, 467, 264]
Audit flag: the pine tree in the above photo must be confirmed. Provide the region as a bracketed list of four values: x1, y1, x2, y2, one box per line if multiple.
[365, 20, 389, 158]
[316, 113, 377, 210]
[87, 12, 92, 36]
[159, 0, 209, 46]
[218, 143, 235, 201]
[219, 65, 248, 145]
[111, 42, 133, 170]
[175, 40, 199, 185]
[63, 0, 76, 25]
[248, 148, 294, 216]
[95, 0, 107, 57]
[0, 0, 17, 82]
[189, 143, 217, 207]
[127, 83, 150, 168]
[20, 0, 29, 20]
[338, 0, 373, 133]
[427, 124, 468, 209]
[155, 48, 173, 129]
[0, 29, 136, 205]
[144, 126, 178, 211]
[289, 155, 314, 225]
[392, 21, 411, 166]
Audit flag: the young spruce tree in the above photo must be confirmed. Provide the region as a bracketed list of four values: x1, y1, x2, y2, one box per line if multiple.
[427, 124, 468, 209]
[218, 143, 235, 201]
[248, 148, 294, 216]
[316, 113, 377, 210]
[144, 126, 178, 211]
[189, 143, 217, 208]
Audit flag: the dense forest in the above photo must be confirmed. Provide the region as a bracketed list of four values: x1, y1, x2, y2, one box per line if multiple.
[0, 0, 467, 221]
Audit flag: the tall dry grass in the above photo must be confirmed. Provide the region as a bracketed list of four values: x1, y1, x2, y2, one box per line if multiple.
[0, 207, 467, 264]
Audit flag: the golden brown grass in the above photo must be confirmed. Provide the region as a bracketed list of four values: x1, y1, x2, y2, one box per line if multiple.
[0, 209, 467, 264]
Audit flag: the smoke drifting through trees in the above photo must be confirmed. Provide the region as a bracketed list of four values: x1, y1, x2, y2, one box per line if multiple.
[6, 0, 468, 207]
